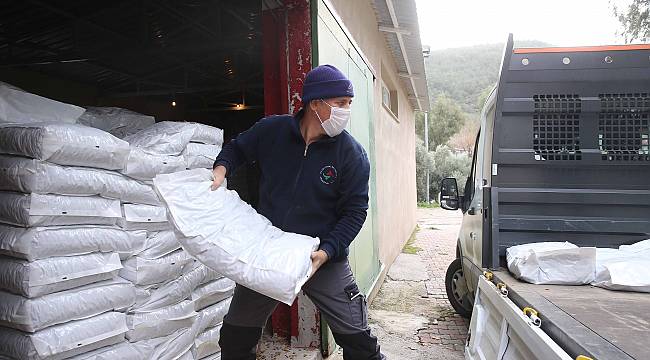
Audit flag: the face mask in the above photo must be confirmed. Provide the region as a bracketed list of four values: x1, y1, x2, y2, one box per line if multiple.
[315, 100, 351, 137]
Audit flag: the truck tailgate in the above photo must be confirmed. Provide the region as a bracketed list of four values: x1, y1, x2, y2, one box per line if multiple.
[494, 270, 650, 360]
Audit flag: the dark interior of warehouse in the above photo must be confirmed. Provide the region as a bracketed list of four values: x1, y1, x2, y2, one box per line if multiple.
[1, 0, 271, 205]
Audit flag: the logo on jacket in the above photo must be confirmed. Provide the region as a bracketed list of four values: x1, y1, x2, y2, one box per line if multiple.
[320, 165, 338, 185]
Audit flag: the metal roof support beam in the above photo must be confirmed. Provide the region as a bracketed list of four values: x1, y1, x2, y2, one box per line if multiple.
[384, 0, 422, 110]
[398, 72, 422, 79]
[378, 25, 412, 36]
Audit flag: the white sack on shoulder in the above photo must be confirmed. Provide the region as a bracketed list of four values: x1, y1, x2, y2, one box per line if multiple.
[0, 192, 122, 227]
[153, 169, 319, 305]
[0, 122, 129, 170]
[506, 242, 597, 285]
[121, 147, 186, 180]
[0, 278, 135, 332]
[0, 311, 127, 360]
[0, 81, 85, 124]
[0, 155, 160, 205]
[0, 252, 122, 297]
[0, 225, 145, 261]
[77, 107, 155, 139]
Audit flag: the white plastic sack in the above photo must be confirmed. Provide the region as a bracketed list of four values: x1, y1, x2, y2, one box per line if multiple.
[593, 239, 650, 292]
[121, 147, 186, 180]
[126, 300, 197, 342]
[192, 277, 235, 311]
[0, 278, 135, 332]
[193, 324, 222, 359]
[0, 155, 160, 205]
[133, 265, 222, 312]
[154, 169, 319, 305]
[0, 225, 145, 261]
[202, 352, 221, 360]
[0, 122, 129, 170]
[182, 143, 221, 169]
[506, 242, 597, 285]
[191, 123, 223, 146]
[0, 192, 122, 227]
[0, 311, 127, 360]
[0, 252, 122, 297]
[125, 121, 197, 155]
[0, 81, 85, 124]
[139, 230, 182, 259]
[117, 203, 170, 231]
[120, 249, 197, 286]
[198, 298, 232, 330]
[77, 107, 155, 139]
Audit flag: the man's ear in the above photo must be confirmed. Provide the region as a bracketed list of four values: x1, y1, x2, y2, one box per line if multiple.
[308, 99, 320, 112]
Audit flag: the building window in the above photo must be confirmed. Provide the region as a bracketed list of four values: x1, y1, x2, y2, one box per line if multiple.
[381, 80, 399, 119]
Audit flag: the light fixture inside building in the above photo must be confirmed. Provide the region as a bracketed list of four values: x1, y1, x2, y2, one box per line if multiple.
[171, 100, 177, 107]
[235, 103, 243, 109]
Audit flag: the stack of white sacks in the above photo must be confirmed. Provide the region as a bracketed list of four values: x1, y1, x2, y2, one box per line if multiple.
[0, 82, 231, 360]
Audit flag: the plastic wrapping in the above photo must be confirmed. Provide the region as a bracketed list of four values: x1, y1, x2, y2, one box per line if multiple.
[192, 277, 235, 311]
[0, 278, 135, 332]
[0, 192, 122, 228]
[154, 169, 319, 305]
[190, 123, 223, 146]
[0, 81, 85, 125]
[0, 311, 127, 360]
[198, 298, 232, 329]
[193, 324, 222, 359]
[0, 252, 122, 298]
[182, 143, 221, 169]
[77, 107, 155, 139]
[117, 203, 170, 231]
[506, 242, 597, 285]
[593, 239, 650, 292]
[125, 121, 197, 155]
[120, 249, 197, 286]
[0, 122, 130, 170]
[0, 225, 145, 261]
[133, 265, 222, 312]
[139, 230, 181, 259]
[0, 155, 160, 205]
[126, 300, 197, 342]
[121, 147, 186, 181]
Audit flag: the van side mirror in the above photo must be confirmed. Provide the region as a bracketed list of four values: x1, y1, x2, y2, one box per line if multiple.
[440, 178, 460, 210]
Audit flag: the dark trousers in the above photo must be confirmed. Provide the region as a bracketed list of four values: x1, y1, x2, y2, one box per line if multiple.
[219, 259, 385, 359]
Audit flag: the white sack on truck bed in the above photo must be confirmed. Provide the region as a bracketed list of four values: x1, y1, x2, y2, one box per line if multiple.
[0, 155, 160, 205]
[0, 81, 85, 125]
[190, 123, 223, 146]
[0, 278, 135, 332]
[0, 122, 129, 170]
[153, 169, 319, 305]
[117, 203, 170, 231]
[0, 225, 145, 261]
[182, 143, 221, 169]
[0, 311, 126, 360]
[125, 121, 224, 156]
[121, 147, 186, 180]
[0, 252, 122, 298]
[120, 249, 197, 286]
[0, 192, 122, 227]
[593, 239, 650, 293]
[506, 242, 596, 285]
[77, 107, 155, 139]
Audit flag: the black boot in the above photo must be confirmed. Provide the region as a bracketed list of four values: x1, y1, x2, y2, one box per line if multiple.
[332, 330, 386, 360]
[219, 321, 263, 360]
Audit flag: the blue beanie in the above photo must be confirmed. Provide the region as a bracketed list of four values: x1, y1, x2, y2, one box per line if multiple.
[302, 65, 354, 105]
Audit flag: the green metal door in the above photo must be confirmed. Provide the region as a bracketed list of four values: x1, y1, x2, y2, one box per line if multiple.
[312, 0, 381, 354]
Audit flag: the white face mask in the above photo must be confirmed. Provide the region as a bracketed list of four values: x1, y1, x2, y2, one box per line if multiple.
[315, 100, 351, 137]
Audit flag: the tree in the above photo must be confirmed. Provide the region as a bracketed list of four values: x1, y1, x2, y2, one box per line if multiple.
[614, 0, 650, 42]
[448, 120, 480, 155]
[415, 138, 434, 202]
[427, 145, 472, 201]
[416, 95, 466, 150]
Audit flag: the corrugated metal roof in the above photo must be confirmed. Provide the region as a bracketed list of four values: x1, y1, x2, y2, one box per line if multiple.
[371, 0, 430, 111]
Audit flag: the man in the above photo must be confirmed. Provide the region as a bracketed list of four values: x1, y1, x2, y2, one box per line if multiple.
[211, 64, 385, 360]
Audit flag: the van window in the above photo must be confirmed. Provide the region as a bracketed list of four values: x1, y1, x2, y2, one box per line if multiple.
[463, 131, 481, 210]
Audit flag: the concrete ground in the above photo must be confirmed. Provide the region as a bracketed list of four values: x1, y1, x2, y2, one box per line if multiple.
[259, 207, 467, 360]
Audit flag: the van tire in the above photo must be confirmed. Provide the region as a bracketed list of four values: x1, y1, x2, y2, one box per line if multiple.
[445, 258, 473, 318]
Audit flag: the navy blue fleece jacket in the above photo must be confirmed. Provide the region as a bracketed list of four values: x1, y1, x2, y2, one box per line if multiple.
[213, 110, 370, 261]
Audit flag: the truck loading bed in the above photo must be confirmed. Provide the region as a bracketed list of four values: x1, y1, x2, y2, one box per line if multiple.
[492, 270, 650, 360]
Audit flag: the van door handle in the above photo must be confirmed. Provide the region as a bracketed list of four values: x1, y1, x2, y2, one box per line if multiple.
[470, 232, 477, 240]
[468, 207, 476, 215]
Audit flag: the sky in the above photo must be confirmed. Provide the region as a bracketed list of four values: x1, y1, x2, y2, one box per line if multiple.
[415, 0, 634, 50]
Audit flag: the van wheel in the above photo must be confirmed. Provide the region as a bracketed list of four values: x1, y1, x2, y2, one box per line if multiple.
[445, 258, 473, 318]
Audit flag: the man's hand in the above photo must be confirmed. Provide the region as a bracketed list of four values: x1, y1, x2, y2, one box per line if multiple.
[310, 250, 329, 277]
[210, 165, 227, 191]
